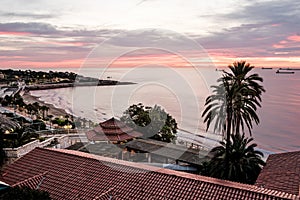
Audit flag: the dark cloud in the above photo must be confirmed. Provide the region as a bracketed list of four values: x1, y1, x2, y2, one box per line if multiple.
[0, 45, 89, 62]
[65, 29, 121, 38]
[108, 29, 201, 51]
[1, 11, 56, 19]
[0, 22, 122, 40]
[268, 46, 300, 56]
[0, 23, 123, 64]
[227, 0, 300, 24]
[194, 0, 300, 57]
[199, 23, 276, 48]
[0, 22, 59, 35]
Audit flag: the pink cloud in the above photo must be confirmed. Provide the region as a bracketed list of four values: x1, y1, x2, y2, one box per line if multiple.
[272, 44, 284, 48]
[106, 53, 196, 68]
[279, 40, 288, 44]
[271, 35, 300, 50]
[1, 45, 300, 69]
[209, 54, 300, 68]
[0, 59, 84, 68]
[39, 41, 87, 47]
[271, 23, 281, 27]
[0, 31, 31, 36]
[287, 35, 300, 42]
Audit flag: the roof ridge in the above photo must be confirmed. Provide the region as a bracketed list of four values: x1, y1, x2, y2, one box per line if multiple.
[268, 150, 300, 157]
[41, 147, 299, 199]
[13, 171, 48, 188]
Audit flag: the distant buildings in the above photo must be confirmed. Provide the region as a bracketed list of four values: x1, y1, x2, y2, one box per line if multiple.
[0, 72, 5, 80]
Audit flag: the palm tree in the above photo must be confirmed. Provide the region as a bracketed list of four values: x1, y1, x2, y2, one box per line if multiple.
[13, 129, 38, 147]
[4, 95, 13, 106]
[202, 61, 265, 178]
[31, 102, 42, 119]
[25, 104, 34, 117]
[223, 61, 265, 135]
[45, 106, 49, 117]
[201, 133, 265, 184]
[47, 114, 54, 129]
[40, 105, 49, 119]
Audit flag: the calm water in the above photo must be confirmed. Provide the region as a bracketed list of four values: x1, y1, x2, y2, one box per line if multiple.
[31, 67, 300, 154]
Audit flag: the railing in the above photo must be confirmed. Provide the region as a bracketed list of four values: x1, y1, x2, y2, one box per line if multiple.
[4, 140, 40, 158]
[36, 128, 89, 136]
[3, 133, 88, 160]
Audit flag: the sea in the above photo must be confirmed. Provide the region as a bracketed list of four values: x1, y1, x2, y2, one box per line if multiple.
[29, 67, 300, 155]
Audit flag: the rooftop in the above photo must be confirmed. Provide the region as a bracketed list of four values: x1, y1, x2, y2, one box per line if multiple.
[256, 150, 300, 196]
[1, 147, 299, 200]
[86, 117, 142, 142]
[126, 139, 208, 165]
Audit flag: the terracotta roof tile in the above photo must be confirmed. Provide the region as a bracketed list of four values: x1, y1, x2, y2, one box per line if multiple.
[99, 117, 127, 129]
[86, 117, 142, 142]
[256, 150, 300, 196]
[1, 147, 299, 200]
[13, 172, 48, 189]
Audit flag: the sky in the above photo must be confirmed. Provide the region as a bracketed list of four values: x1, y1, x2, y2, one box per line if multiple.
[0, 0, 300, 68]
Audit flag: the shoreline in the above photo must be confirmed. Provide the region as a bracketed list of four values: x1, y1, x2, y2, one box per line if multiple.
[25, 81, 136, 91]
[22, 91, 70, 118]
[21, 81, 136, 118]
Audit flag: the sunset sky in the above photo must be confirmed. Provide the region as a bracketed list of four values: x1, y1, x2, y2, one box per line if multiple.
[1, 0, 300, 68]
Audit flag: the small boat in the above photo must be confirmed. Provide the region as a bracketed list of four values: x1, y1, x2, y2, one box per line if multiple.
[278, 67, 300, 71]
[276, 70, 295, 74]
[262, 67, 273, 70]
[287, 68, 300, 71]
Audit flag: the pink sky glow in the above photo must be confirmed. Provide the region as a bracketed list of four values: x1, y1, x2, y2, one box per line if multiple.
[0, 0, 299, 69]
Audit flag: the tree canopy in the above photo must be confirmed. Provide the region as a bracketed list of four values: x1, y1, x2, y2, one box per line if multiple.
[202, 61, 265, 136]
[121, 103, 177, 142]
[3, 127, 39, 148]
[201, 61, 265, 181]
[0, 186, 51, 200]
[199, 133, 265, 184]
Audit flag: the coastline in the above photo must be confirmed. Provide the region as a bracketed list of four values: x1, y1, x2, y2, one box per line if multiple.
[22, 91, 70, 117]
[21, 81, 136, 118]
[25, 81, 136, 91]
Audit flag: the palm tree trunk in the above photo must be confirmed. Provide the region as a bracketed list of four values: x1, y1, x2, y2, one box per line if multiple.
[225, 107, 232, 179]
[235, 115, 240, 135]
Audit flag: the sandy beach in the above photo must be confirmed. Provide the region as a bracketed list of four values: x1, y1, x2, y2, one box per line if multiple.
[22, 91, 69, 117]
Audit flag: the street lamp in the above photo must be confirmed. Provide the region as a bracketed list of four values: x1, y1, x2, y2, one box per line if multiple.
[63, 124, 72, 134]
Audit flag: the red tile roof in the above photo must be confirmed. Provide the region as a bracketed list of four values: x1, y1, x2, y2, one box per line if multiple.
[99, 117, 128, 129]
[1, 147, 299, 200]
[256, 150, 300, 196]
[13, 172, 47, 189]
[86, 117, 142, 142]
